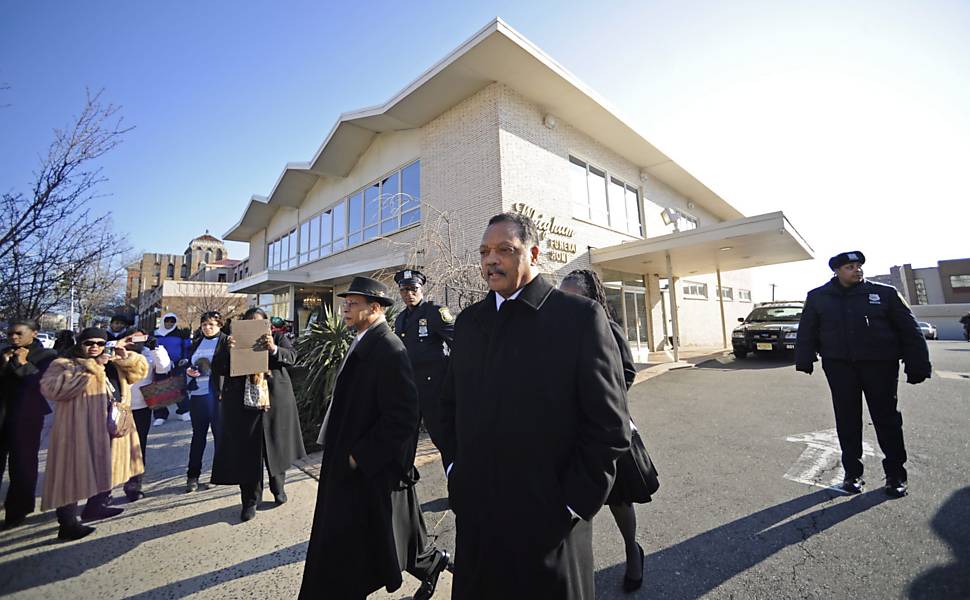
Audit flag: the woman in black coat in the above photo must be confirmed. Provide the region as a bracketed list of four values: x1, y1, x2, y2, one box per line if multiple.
[210, 307, 306, 522]
[561, 269, 652, 593]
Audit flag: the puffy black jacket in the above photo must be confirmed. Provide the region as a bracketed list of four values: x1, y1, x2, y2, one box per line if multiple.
[795, 278, 930, 377]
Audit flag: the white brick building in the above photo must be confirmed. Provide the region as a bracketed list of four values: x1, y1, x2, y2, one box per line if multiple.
[226, 19, 813, 360]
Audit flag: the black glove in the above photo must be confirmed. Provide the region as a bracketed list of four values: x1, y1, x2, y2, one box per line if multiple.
[795, 363, 813, 375]
[906, 371, 930, 384]
[145, 336, 158, 350]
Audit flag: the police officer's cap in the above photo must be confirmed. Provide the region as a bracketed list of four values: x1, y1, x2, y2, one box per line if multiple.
[394, 269, 426, 288]
[828, 251, 866, 271]
[337, 276, 395, 306]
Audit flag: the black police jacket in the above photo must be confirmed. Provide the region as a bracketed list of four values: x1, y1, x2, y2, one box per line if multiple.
[393, 299, 455, 367]
[795, 278, 930, 376]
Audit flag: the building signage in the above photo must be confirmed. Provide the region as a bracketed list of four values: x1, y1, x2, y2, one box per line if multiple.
[510, 202, 577, 263]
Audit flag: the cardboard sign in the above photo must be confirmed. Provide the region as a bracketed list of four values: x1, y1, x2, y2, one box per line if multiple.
[230, 319, 271, 377]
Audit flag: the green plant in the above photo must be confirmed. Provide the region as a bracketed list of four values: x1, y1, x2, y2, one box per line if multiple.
[293, 303, 400, 450]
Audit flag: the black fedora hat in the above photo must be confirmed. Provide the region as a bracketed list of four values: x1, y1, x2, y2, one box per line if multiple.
[337, 276, 394, 306]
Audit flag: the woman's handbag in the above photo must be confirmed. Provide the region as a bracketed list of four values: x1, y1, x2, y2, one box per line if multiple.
[243, 376, 271, 410]
[141, 373, 187, 408]
[107, 399, 135, 438]
[614, 428, 660, 503]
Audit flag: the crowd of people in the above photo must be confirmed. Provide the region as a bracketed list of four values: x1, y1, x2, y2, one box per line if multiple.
[0, 211, 932, 600]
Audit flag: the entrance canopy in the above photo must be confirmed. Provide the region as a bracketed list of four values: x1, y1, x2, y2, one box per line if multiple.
[591, 212, 813, 277]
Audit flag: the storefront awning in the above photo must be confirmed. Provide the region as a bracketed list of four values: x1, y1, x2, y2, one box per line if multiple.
[228, 251, 411, 295]
[591, 212, 813, 277]
[228, 270, 315, 295]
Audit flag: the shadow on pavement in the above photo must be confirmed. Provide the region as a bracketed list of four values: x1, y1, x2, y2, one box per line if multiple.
[695, 354, 795, 371]
[943, 348, 970, 352]
[907, 486, 970, 599]
[0, 504, 240, 596]
[595, 488, 890, 599]
[124, 541, 310, 599]
[421, 497, 449, 513]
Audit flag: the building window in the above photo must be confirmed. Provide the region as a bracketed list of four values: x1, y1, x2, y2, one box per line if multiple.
[218, 273, 227, 283]
[568, 156, 641, 235]
[950, 275, 970, 289]
[216, 249, 223, 261]
[914, 278, 928, 305]
[180, 264, 188, 278]
[717, 286, 734, 301]
[682, 281, 708, 299]
[167, 264, 175, 278]
[738, 289, 752, 302]
[266, 161, 420, 271]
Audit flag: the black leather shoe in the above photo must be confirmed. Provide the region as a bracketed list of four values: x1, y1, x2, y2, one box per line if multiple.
[3, 512, 28, 529]
[414, 549, 449, 600]
[240, 504, 257, 522]
[57, 522, 95, 541]
[885, 477, 908, 498]
[186, 477, 199, 493]
[80, 504, 124, 522]
[841, 477, 865, 494]
[622, 543, 645, 593]
[274, 492, 288, 506]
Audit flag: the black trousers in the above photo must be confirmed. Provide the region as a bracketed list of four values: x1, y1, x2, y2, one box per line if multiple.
[126, 408, 152, 490]
[0, 412, 45, 518]
[822, 359, 907, 480]
[391, 475, 442, 583]
[239, 454, 286, 507]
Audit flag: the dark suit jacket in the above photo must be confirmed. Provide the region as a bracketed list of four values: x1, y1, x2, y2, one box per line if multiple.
[1, 341, 55, 431]
[300, 320, 419, 599]
[439, 274, 631, 599]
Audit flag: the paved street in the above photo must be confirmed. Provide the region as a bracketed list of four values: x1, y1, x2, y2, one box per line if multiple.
[1, 341, 968, 598]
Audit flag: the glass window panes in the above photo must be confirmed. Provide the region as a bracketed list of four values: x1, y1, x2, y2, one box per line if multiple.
[401, 161, 420, 213]
[625, 186, 642, 236]
[569, 157, 590, 219]
[950, 275, 970, 288]
[348, 193, 362, 238]
[364, 183, 380, 226]
[683, 281, 708, 298]
[588, 166, 608, 225]
[738, 289, 752, 302]
[381, 172, 400, 235]
[609, 177, 627, 231]
[718, 286, 733, 301]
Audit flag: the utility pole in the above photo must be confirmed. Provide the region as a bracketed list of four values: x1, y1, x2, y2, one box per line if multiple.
[770, 283, 777, 302]
[69, 284, 76, 331]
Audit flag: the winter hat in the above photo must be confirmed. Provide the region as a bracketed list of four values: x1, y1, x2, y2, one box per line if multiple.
[77, 327, 108, 342]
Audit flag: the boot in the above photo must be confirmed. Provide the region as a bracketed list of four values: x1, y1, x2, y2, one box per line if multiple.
[56, 504, 95, 541]
[125, 476, 145, 502]
[80, 493, 124, 522]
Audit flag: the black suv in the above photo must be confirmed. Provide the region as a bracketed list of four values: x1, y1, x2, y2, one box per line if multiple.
[731, 302, 804, 359]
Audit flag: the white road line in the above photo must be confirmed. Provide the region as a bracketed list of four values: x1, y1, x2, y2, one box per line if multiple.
[934, 370, 970, 381]
[784, 428, 881, 490]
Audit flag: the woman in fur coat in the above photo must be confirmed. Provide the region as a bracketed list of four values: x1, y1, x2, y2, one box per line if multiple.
[40, 327, 148, 541]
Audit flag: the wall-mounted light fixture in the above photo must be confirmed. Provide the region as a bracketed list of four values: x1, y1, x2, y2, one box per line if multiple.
[543, 114, 558, 129]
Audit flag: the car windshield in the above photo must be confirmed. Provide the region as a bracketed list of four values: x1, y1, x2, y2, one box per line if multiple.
[745, 307, 803, 322]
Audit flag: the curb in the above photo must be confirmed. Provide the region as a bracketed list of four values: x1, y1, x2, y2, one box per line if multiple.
[631, 349, 730, 386]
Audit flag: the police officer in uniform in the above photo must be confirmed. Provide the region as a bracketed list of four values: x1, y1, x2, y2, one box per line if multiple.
[393, 269, 455, 451]
[795, 251, 931, 498]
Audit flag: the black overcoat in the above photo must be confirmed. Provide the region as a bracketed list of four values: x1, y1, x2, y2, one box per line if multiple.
[439, 274, 631, 600]
[299, 321, 419, 599]
[210, 333, 306, 484]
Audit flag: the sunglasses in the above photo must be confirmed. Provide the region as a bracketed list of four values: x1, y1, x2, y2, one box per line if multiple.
[82, 340, 107, 347]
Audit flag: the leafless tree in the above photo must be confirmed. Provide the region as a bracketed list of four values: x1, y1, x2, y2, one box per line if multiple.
[0, 89, 132, 319]
[72, 251, 133, 327]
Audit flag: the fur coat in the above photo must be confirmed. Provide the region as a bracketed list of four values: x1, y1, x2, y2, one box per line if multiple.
[40, 353, 148, 509]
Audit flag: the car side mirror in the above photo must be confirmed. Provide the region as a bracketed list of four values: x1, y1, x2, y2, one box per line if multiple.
[738, 317, 745, 323]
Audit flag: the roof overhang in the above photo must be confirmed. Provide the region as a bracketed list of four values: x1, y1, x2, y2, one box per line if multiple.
[224, 195, 275, 242]
[228, 250, 411, 294]
[227, 270, 313, 294]
[591, 212, 814, 277]
[226, 17, 745, 242]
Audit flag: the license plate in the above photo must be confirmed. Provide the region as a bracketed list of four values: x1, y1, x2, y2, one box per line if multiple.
[756, 343, 773, 351]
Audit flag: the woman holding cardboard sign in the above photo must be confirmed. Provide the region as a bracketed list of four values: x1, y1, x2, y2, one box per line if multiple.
[210, 307, 306, 522]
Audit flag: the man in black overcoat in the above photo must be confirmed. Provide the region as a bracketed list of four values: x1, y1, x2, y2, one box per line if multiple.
[438, 213, 632, 600]
[796, 251, 931, 498]
[0, 319, 56, 528]
[393, 268, 454, 452]
[299, 277, 420, 600]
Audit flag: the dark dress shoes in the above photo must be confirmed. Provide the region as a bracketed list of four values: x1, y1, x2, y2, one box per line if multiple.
[80, 504, 124, 522]
[841, 477, 865, 494]
[622, 543, 645, 593]
[3, 512, 28, 529]
[58, 522, 95, 541]
[186, 477, 199, 493]
[414, 549, 450, 600]
[240, 504, 257, 522]
[273, 492, 288, 506]
[885, 477, 908, 498]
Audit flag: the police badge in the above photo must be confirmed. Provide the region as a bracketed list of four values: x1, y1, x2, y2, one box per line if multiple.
[418, 318, 429, 337]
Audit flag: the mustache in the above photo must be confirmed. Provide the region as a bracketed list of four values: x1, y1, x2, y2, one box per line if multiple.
[486, 267, 506, 276]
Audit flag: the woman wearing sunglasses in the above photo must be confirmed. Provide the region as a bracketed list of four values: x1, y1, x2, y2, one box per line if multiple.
[40, 327, 149, 541]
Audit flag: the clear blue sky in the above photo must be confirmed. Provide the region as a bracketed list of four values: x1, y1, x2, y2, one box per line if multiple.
[3, 0, 968, 301]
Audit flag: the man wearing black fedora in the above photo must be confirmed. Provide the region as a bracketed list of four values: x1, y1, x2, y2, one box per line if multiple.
[796, 251, 931, 498]
[300, 276, 447, 600]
